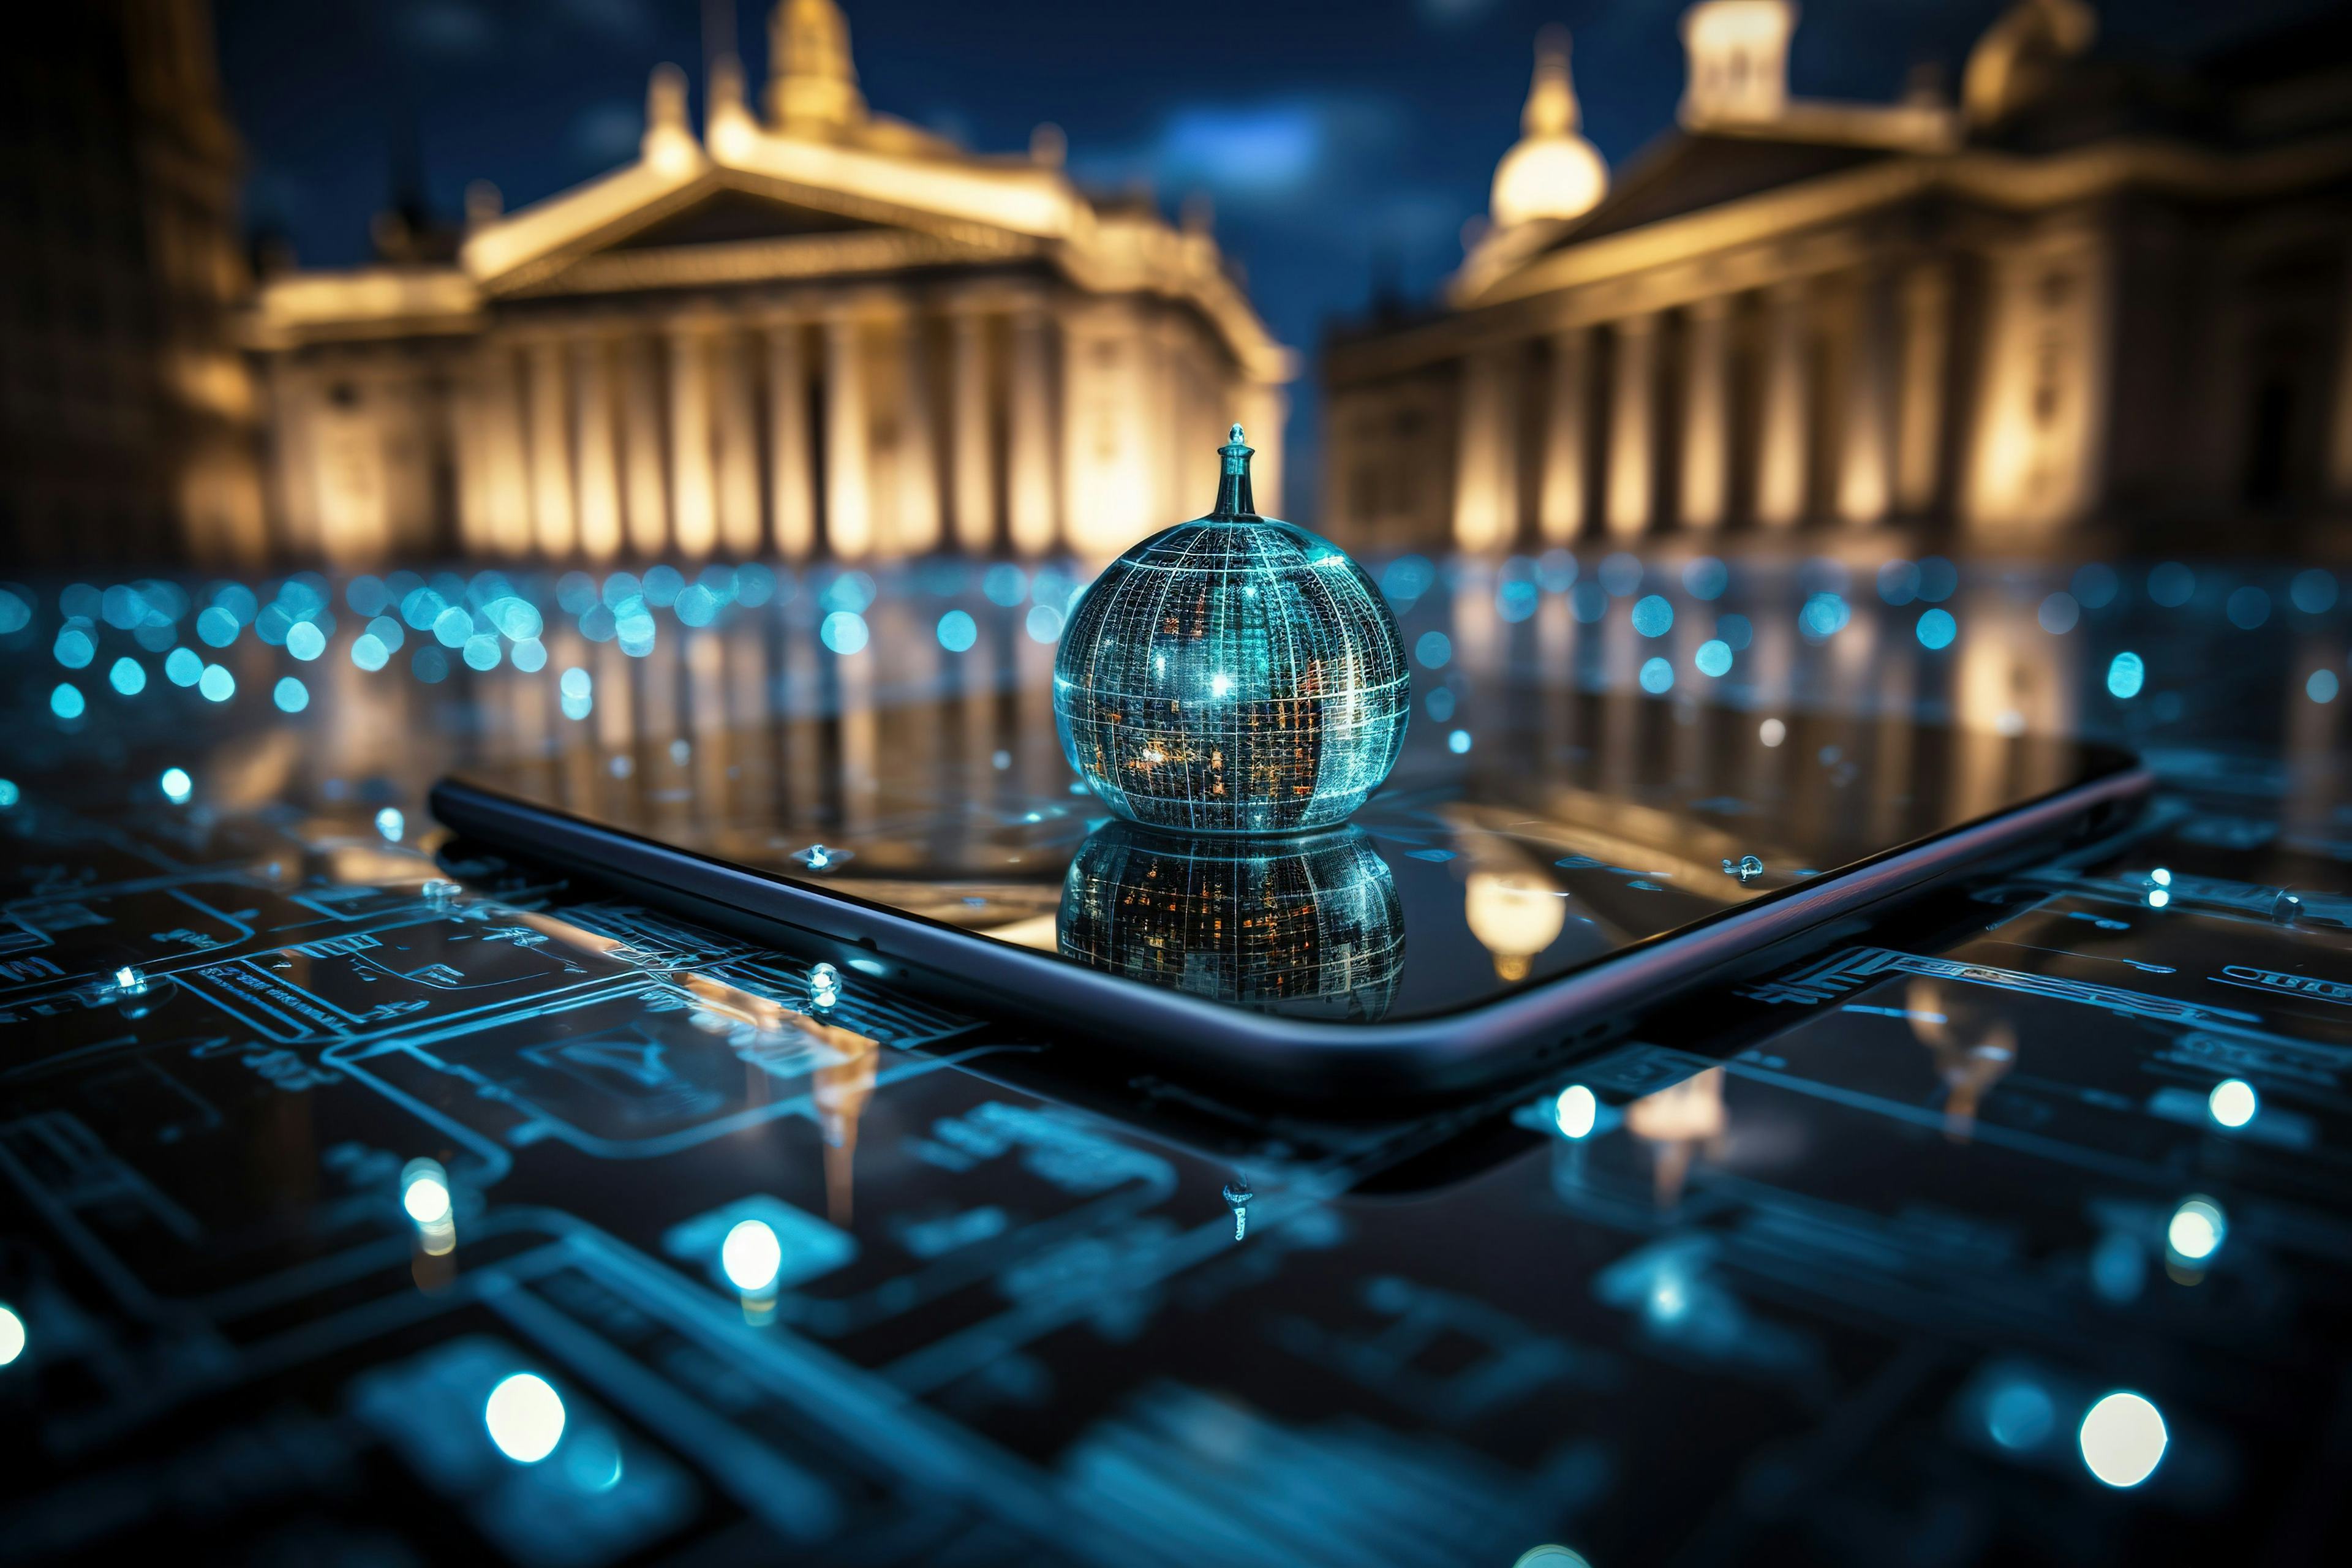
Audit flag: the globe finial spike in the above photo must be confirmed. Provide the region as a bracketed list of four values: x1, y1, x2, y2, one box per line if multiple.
[1213, 421, 1257, 519]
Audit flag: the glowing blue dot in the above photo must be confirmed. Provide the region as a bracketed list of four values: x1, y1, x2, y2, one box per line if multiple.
[484, 1372, 566, 1464]
[1555, 1085, 1598, 1138]
[199, 665, 235, 702]
[463, 635, 501, 671]
[2207, 1079, 2257, 1128]
[640, 565, 683, 607]
[196, 605, 239, 646]
[2106, 650, 2144, 699]
[1800, 592, 1850, 639]
[351, 633, 389, 671]
[160, 767, 192, 804]
[1598, 552, 1642, 595]
[1715, 613, 1752, 651]
[1681, 556, 1728, 600]
[674, 584, 718, 627]
[1986, 1382, 2056, 1450]
[1415, 631, 1452, 669]
[433, 606, 473, 648]
[491, 597, 545, 640]
[2037, 592, 2080, 635]
[937, 609, 978, 652]
[982, 564, 1028, 607]
[1915, 608, 1957, 650]
[108, 657, 146, 696]
[2309, 669, 2340, 704]
[559, 666, 592, 700]
[560, 692, 593, 721]
[2072, 562, 2120, 609]
[368, 614, 405, 652]
[556, 573, 597, 614]
[1425, 687, 1455, 721]
[1695, 639, 1732, 677]
[600, 571, 641, 609]
[377, 807, 405, 841]
[165, 647, 202, 686]
[50, 683, 85, 719]
[1570, 581, 1608, 623]
[53, 627, 94, 668]
[1877, 559, 1921, 605]
[0, 780, 17, 809]
[1916, 556, 1959, 602]
[273, 676, 309, 712]
[1631, 594, 1674, 637]
[2079, 1392, 2166, 1488]
[1447, 729, 1472, 754]
[0, 588, 28, 634]
[2147, 562, 2194, 608]
[1495, 579, 1539, 623]
[2225, 586, 2270, 629]
[510, 638, 547, 673]
[284, 621, 324, 662]
[1639, 657, 1675, 693]
[2289, 568, 2338, 616]
[413, 646, 449, 683]
[821, 611, 869, 655]
[1025, 604, 1065, 643]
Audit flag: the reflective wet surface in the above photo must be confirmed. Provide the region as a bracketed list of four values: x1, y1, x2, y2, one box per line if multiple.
[1, 548, 2348, 1564]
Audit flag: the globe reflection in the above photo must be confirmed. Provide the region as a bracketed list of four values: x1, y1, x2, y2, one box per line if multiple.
[1058, 823, 1404, 1021]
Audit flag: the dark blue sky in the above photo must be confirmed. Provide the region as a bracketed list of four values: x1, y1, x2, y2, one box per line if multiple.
[217, 0, 2325, 522]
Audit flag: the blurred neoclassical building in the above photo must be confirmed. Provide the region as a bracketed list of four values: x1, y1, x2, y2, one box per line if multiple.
[246, 0, 1292, 565]
[1324, 0, 2352, 555]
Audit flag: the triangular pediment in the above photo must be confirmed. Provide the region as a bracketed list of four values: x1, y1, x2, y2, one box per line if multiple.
[608, 186, 876, 250]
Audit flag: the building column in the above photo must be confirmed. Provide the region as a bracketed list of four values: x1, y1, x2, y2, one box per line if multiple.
[1537, 326, 1591, 543]
[894, 314, 942, 554]
[1605, 312, 1657, 538]
[571, 336, 622, 560]
[619, 333, 669, 556]
[1006, 302, 1057, 555]
[766, 320, 815, 558]
[1755, 279, 1811, 528]
[711, 327, 763, 554]
[1452, 346, 1517, 551]
[526, 340, 576, 556]
[1679, 299, 1730, 530]
[1894, 262, 1949, 516]
[824, 310, 873, 558]
[1836, 273, 1892, 526]
[668, 325, 717, 555]
[482, 342, 533, 556]
[948, 309, 995, 551]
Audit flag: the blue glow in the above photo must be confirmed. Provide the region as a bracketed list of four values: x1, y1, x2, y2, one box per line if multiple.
[2290, 567, 2338, 615]
[1379, 555, 1435, 601]
[401, 586, 447, 630]
[821, 611, 870, 655]
[2072, 562, 2120, 608]
[1570, 582, 1608, 623]
[346, 574, 389, 616]
[54, 627, 94, 668]
[51, 683, 85, 718]
[1916, 608, 1957, 650]
[160, 767, 192, 804]
[1631, 595, 1674, 636]
[982, 564, 1028, 607]
[196, 605, 239, 646]
[2309, 669, 2339, 704]
[641, 565, 684, 606]
[937, 609, 978, 652]
[432, 606, 473, 648]
[413, 646, 450, 683]
[368, 614, 405, 651]
[1026, 604, 1065, 643]
[1877, 559, 1920, 605]
[0, 588, 28, 634]
[1799, 593, 1850, 639]
[1496, 579, 1539, 622]
[1694, 639, 1732, 677]
[491, 597, 544, 639]
[601, 571, 642, 609]
[1986, 1382, 2056, 1450]
[351, 634, 386, 671]
[2106, 650, 2144, 699]
[273, 676, 309, 712]
[735, 562, 778, 606]
[286, 621, 326, 661]
[2038, 592, 2080, 635]
[1639, 657, 1675, 693]
[821, 571, 876, 613]
[199, 665, 235, 702]
[1715, 613, 1752, 651]
[0, 780, 17, 809]
[463, 635, 501, 671]
[2147, 562, 2195, 608]
[1598, 552, 1642, 595]
[2208, 1078, 2258, 1128]
[484, 1373, 566, 1464]
[165, 647, 203, 686]
[674, 584, 718, 626]
[1915, 556, 1958, 602]
[2225, 586, 2270, 629]
[1537, 549, 1577, 591]
[560, 692, 592, 721]
[1448, 729, 1472, 754]
[556, 571, 598, 614]
[2079, 1392, 2166, 1487]
[510, 638, 547, 673]
[1555, 1085, 1598, 1138]
[2167, 1196, 2225, 1261]
[377, 807, 405, 841]
[1681, 556, 1728, 600]
[1425, 687, 1455, 721]
[1415, 631, 1452, 669]
[108, 657, 146, 695]
[560, 666, 592, 701]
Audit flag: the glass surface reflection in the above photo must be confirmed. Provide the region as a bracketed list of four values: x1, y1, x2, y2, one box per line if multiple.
[1058, 823, 1404, 1021]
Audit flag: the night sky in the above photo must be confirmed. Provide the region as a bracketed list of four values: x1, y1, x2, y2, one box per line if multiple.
[216, 0, 2328, 523]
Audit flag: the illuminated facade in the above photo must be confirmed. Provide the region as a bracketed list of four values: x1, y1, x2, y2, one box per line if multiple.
[1325, 0, 2352, 553]
[1, 1, 263, 565]
[247, 0, 1292, 565]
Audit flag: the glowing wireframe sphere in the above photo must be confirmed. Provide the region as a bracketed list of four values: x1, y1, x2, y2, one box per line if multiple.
[1054, 426, 1409, 834]
[1058, 822, 1403, 1020]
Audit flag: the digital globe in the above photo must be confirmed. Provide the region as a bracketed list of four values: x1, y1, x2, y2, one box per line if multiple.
[1054, 424, 1410, 834]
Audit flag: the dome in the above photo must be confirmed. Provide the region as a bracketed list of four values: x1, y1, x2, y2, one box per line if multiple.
[1054, 425, 1410, 835]
[1058, 823, 1403, 1021]
[1488, 27, 1607, 229]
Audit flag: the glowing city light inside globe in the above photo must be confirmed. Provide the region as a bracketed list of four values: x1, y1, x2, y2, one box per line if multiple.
[2166, 1197, 2225, 1263]
[485, 1372, 567, 1463]
[1054, 426, 1409, 835]
[2207, 1078, 2257, 1128]
[2078, 1391, 2166, 1488]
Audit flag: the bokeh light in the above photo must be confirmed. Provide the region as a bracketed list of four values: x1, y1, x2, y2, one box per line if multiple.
[484, 1372, 566, 1463]
[722, 1219, 784, 1292]
[2078, 1391, 2166, 1488]
[2207, 1079, 2257, 1129]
